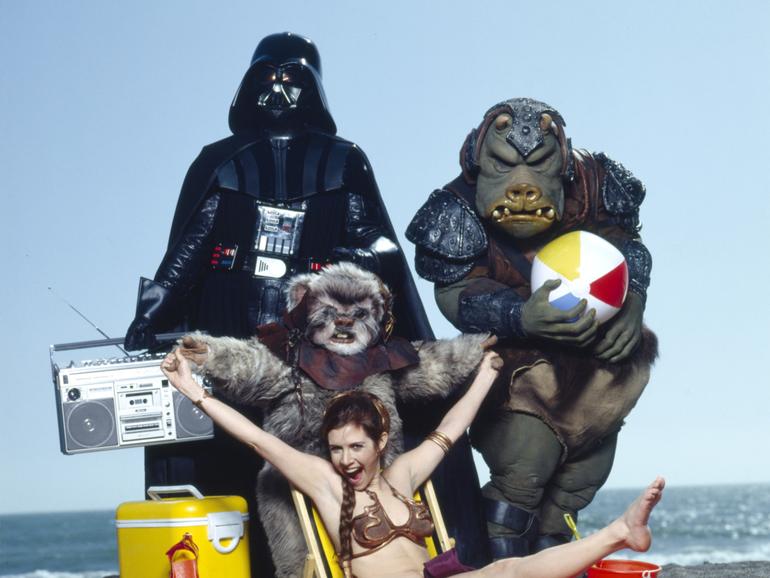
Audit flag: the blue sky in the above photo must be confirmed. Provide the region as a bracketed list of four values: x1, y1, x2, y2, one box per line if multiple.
[1, 0, 768, 514]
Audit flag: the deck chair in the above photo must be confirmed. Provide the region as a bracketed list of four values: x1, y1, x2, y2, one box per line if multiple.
[291, 480, 454, 578]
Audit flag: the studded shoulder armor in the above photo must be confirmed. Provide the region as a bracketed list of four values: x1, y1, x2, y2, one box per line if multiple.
[596, 152, 646, 234]
[406, 188, 487, 285]
[620, 238, 652, 305]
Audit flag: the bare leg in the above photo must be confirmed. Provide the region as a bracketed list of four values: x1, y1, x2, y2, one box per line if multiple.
[462, 477, 665, 578]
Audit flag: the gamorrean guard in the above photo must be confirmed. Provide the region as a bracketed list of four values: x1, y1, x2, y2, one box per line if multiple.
[408, 98, 657, 558]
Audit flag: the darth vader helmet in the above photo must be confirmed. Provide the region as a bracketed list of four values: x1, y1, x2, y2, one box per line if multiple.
[229, 32, 336, 134]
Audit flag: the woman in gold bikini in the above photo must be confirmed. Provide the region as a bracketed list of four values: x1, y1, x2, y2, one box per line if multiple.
[162, 348, 664, 578]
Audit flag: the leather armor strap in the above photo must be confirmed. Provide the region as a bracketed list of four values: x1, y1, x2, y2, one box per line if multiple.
[485, 498, 539, 559]
[489, 535, 531, 559]
[484, 497, 537, 532]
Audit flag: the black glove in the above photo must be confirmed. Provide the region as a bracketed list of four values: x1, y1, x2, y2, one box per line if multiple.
[332, 235, 400, 276]
[124, 277, 178, 351]
[331, 246, 379, 272]
[124, 317, 158, 351]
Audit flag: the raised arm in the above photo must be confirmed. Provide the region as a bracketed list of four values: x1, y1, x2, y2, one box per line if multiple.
[161, 349, 338, 501]
[395, 333, 491, 402]
[176, 333, 292, 406]
[391, 350, 502, 492]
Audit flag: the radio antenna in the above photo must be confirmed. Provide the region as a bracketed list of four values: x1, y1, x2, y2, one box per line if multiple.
[48, 286, 129, 356]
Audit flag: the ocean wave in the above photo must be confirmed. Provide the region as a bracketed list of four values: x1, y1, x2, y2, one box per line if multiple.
[0, 570, 118, 578]
[620, 541, 770, 566]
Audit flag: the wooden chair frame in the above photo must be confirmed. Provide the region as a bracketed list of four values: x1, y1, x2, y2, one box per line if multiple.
[291, 480, 454, 578]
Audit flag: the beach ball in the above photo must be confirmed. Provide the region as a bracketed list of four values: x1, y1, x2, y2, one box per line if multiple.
[531, 231, 628, 323]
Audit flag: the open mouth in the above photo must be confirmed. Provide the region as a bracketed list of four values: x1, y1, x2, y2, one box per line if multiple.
[331, 329, 355, 343]
[344, 467, 364, 485]
[491, 204, 556, 224]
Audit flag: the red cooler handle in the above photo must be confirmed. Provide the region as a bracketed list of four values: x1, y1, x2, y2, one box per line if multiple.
[166, 532, 200, 578]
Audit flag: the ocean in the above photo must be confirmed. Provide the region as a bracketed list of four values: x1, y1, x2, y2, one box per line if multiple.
[1, 483, 768, 577]
[579, 482, 770, 566]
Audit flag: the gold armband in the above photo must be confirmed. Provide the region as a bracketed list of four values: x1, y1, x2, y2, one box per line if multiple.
[426, 430, 453, 454]
[193, 389, 211, 409]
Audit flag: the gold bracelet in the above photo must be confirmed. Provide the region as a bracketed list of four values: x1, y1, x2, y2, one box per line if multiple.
[426, 430, 453, 454]
[193, 389, 211, 409]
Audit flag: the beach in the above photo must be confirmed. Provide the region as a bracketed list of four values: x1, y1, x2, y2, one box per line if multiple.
[96, 562, 770, 577]
[1, 484, 768, 577]
[661, 561, 770, 577]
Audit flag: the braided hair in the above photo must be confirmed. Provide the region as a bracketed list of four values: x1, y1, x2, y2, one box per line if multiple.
[320, 392, 390, 577]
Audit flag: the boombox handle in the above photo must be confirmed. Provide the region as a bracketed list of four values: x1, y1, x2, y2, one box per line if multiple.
[49, 332, 186, 385]
[51, 332, 186, 352]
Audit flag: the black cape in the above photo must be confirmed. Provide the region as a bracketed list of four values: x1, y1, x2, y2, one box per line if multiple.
[165, 130, 434, 342]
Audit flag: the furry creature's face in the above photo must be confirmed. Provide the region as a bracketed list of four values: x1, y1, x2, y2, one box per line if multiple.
[306, 294, 382, 355]
[286, 263, 390, 356]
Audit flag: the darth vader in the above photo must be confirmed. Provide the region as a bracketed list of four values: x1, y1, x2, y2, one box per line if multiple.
[125, 32, 427, 346]
[125, 33, 487, 575]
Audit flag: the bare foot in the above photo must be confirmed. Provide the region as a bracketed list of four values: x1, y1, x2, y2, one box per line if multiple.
[612, 477, 665, 552]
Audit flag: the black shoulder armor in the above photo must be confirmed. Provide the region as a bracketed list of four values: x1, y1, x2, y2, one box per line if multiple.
[407, 189, 487, 258]
[620, 239, 653, 304]
[406, 189, 487, 285]
[596, 152, 646, 234]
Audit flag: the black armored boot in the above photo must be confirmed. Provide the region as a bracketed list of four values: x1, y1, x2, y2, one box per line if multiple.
[484, 497, 539, 559]
[532, 533, 571, 552]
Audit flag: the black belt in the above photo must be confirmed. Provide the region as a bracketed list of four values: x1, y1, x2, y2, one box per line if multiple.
[210, 242, 328, 277]
[242, 253, 328, 279]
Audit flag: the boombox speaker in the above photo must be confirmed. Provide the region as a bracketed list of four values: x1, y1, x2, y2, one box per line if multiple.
[62, 397, 119, 451]
[51, 335, 214, 455]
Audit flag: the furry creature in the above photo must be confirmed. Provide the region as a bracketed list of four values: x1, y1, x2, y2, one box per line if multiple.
[181, 263, 487, 577]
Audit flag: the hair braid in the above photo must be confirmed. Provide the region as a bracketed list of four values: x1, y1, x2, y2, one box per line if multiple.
[320, 391, 392, 578]
[338, 477, 357, 578]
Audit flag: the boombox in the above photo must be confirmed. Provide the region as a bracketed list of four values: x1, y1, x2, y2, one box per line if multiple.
[50, 336, 214, 455]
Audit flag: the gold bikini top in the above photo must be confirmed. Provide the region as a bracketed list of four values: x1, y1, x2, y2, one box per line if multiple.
[349, 477, 434, 559]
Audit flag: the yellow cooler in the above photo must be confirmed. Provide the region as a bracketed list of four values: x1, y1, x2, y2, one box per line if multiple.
[115, 485, 250, 578]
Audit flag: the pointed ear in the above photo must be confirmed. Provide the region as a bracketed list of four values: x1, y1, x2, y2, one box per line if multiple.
[286, 274, 315, 309]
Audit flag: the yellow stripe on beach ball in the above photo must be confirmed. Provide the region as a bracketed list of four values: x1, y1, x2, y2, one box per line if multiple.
[536, 231, 581, 281]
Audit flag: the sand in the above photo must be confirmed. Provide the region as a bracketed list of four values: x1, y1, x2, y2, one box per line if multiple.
[660, 561, 770, 577]
[105, 561, 770, 577]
